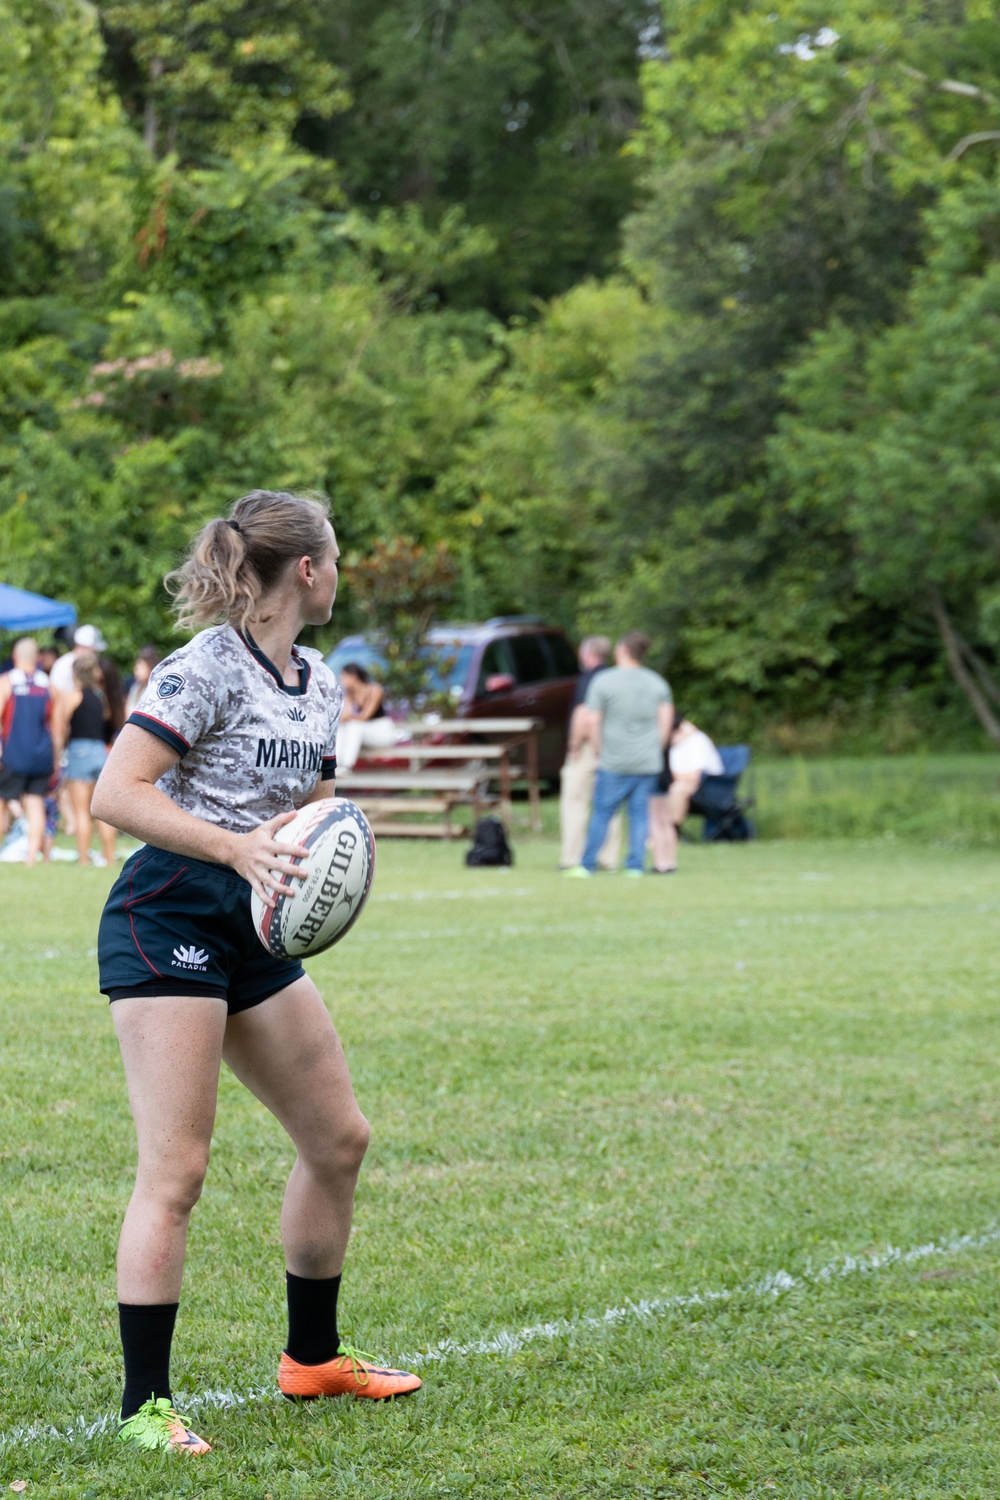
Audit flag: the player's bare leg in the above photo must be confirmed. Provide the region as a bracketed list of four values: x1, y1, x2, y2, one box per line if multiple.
[112, 995, 226, 1450]
[224, 974, 420, 1400]
[114, 995, 227, 1301]
[222, 975, 368, 1279]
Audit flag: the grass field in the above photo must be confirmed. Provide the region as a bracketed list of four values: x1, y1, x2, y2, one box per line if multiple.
[515, 753, 1000, 848]
[752, 755, 1000, 846]
[2, 829, 1000, 1498]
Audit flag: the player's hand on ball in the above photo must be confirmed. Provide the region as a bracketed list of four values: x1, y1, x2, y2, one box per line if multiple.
[234, 810, 310, 906]
[251, 801, 375, 958]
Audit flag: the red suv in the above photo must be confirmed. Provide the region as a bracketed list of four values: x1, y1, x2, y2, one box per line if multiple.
[326, 617, 580, 780]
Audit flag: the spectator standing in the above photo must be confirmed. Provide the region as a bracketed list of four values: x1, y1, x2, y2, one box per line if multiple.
[48, 624, 108, 698]
[0, 638, 55, 866]
[558, 635, 620, 870]
[38, 645, 59, 678]
[51, 651, 118, 866]
[100, 655, 127, 743]
[565, 632, 674, 877]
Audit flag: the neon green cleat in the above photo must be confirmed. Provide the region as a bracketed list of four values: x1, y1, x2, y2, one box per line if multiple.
[117, 1396, 211, 1454]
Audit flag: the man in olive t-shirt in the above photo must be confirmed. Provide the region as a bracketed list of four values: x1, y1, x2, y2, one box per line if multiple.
[567, 632, 673, 876]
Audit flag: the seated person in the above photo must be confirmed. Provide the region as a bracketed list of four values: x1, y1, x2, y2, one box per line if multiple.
[335, 662, 401, 771]
[648, 715, 724, 873]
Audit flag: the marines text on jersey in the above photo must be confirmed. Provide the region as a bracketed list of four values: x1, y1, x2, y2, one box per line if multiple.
[128, 626, 343, 833]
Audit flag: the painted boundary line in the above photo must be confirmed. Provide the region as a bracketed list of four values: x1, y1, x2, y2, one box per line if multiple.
[3, 1225, 997, 1454]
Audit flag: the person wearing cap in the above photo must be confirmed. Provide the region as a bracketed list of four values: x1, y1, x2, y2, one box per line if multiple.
[48, 625, 108, 698]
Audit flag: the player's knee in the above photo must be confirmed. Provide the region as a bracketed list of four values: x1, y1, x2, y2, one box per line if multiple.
[331, 1111, 370, 1177]
[347, 1111, 371, 1170]
[309, 1111, 369, 1181]
[151, 1147, 210, 1218]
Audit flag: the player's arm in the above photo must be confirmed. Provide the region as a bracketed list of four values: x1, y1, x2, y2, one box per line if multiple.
[303, 776, 337, 804]
[91, 724, 309, 906]
[307, 669, 341, 801]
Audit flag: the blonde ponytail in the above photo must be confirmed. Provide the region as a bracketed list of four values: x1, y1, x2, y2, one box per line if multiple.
[166, 490, 331, 631]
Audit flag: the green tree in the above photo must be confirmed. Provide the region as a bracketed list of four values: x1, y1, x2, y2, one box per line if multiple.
[773, 169, 1000, 745]
[0, 0, 138, 298]
[349, 536, 458, 710]
[462, 0, 1000, 735]
[97, 0, 347, 164]
[305, 0, 652, 311]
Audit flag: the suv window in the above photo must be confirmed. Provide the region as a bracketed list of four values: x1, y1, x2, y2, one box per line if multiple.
[507, 633, 550, 684]
[477, 638, 515, 692]
[544, 634, 578, 678]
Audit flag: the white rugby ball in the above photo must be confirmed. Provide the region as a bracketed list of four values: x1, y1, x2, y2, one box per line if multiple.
[252, 799, 375, 960]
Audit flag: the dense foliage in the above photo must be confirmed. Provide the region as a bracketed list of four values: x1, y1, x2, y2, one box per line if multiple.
[1, 0, 999, 747]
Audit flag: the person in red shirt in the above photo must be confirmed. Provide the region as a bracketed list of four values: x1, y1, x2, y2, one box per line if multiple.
[0, 637, 54, 865]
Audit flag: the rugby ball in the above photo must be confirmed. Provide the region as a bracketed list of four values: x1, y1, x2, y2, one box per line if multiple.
[252, 799, 375, 960]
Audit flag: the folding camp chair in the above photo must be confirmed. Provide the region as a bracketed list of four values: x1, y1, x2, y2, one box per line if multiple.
[686, 744, 755, 841]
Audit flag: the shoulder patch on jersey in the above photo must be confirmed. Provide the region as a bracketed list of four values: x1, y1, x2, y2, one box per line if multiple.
[157, 673, 185, 699]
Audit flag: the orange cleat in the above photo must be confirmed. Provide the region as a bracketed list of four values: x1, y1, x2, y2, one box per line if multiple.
[278, 1341, 422, 1401]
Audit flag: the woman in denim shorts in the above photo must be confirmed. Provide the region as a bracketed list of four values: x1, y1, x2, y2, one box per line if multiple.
[52, 650, 118, 865]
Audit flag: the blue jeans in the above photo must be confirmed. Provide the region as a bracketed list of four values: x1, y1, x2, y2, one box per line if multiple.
[581, 770, 659, 872]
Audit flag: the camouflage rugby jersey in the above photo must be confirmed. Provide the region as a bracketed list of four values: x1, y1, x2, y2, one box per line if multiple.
[129, 626, 343, 834]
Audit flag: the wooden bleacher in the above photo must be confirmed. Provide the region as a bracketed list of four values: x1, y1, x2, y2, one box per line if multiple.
[334, 767, 493, 839]
[336, 717, 542, 838]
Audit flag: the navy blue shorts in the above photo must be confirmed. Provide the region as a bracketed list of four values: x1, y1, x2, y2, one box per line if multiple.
[98, 846, 305, 1014]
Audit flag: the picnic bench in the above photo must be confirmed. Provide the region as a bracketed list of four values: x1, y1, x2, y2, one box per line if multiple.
[336, 717, 543, 838]
[334, 768, 493, 839]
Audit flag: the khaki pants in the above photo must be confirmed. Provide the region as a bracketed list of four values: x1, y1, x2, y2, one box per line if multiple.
[559, 741, 621, 869]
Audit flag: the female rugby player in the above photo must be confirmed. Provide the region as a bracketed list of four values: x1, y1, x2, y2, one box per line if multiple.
[92, 490, 420, 1455]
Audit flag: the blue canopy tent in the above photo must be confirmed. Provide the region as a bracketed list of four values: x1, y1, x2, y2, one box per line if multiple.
[0, 583, 77, 633]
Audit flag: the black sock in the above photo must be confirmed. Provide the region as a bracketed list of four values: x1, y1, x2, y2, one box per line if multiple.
[285, 1271, 342, 1365]
[118, 1302, 178, 1420]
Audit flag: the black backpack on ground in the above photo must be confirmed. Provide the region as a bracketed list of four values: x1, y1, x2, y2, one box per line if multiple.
[465, 817, 513, 867]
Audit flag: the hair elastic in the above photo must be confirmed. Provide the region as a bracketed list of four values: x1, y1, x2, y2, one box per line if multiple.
[227, 519, 241, 533]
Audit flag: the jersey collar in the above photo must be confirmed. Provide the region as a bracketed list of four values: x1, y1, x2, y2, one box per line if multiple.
[236, 628, 311, 696]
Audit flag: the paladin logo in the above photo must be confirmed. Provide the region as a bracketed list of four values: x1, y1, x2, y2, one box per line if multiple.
[172, 943, 209, 971]
[287, 707, 307, 722]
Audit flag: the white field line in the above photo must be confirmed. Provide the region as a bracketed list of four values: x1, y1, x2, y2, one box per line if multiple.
[2, 1225, 997, 1454]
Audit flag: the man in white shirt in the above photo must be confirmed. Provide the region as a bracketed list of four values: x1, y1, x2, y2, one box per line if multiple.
[649, 716, 725, 873]
[48, 624, 107, 697]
